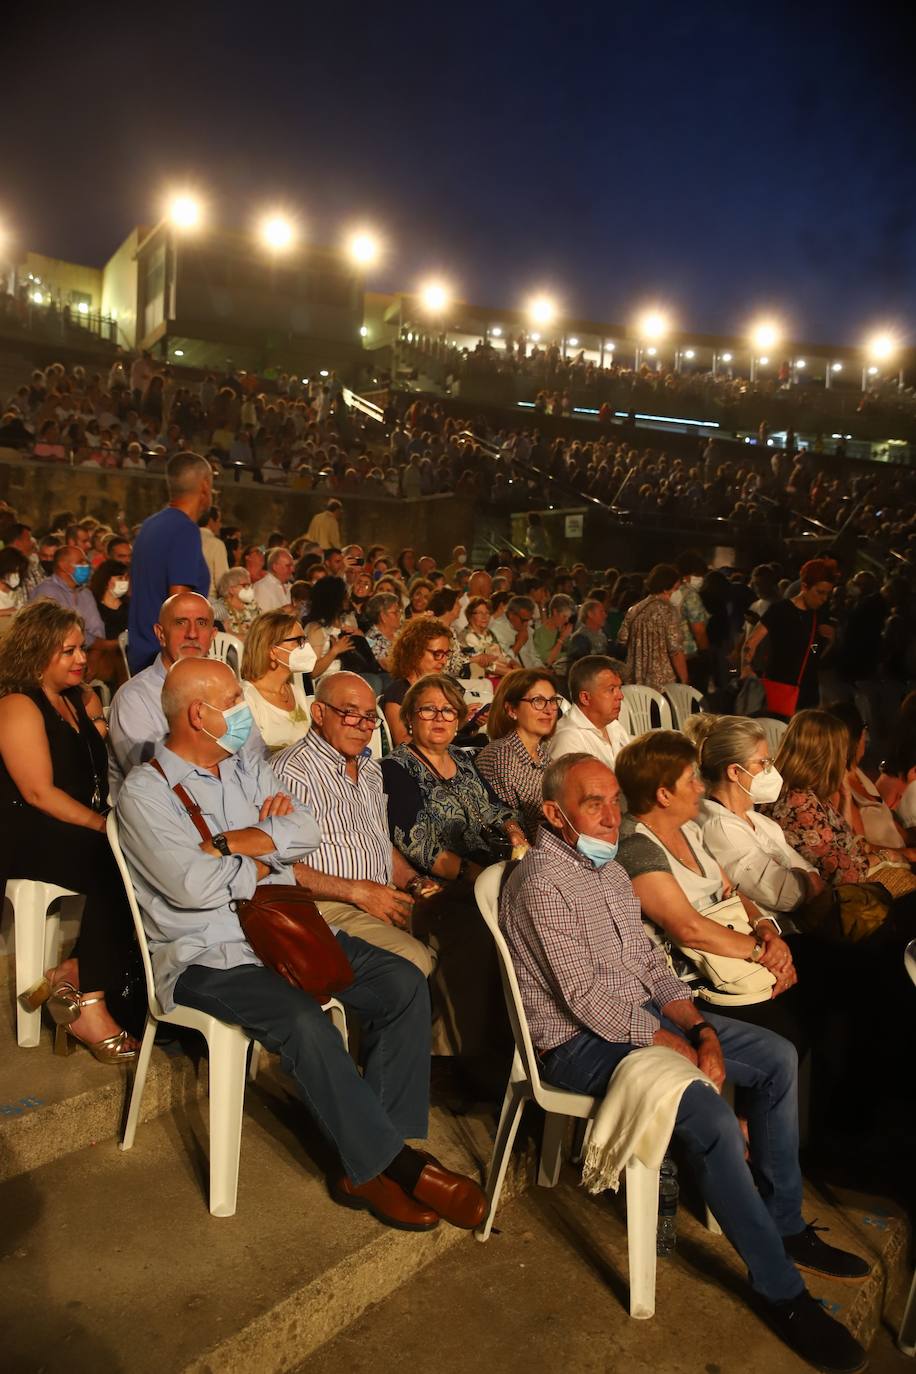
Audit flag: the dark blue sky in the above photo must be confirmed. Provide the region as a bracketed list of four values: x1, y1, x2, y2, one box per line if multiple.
[6, 1, 915, 345]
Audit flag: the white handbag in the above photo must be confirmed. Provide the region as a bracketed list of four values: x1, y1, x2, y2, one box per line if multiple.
[645, 894, 775, 1006]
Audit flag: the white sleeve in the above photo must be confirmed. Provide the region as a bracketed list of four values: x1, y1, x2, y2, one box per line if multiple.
[701, 814, 809, 914]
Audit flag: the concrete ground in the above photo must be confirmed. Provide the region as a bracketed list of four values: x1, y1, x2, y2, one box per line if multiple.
[301, 1173, 914, 1374]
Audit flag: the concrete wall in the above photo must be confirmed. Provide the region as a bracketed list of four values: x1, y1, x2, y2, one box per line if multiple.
[0, 457, 476, 562]
[20, 252, 103, 310]
[101, 229, 141, 348]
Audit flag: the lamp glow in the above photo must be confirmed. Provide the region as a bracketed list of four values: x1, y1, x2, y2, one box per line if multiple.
[346, 229, 380, 267]
[567, 336, 579, 348]
[637, 309, 669, 341]
[419, 280, 450, 313]
[684, 349, 695, 360]
[750, 321, 780, 351]
[167, 193, 202, 230]
[867, 332, 895, 361]
[530, 332, 541, 343]
[260, 213, 296, 252]
[831, 362, 843, 373]
[528, 295, 557, 328]
[758, 356, 769, 366]
[491, 326, 502, 337]
[77, 301, 89, 315]
[31, 290, 44, 305]
[867, 365, 879, 376]
[721, 352, 733, 363]
[795, 359, 806, 368]
[605, 341, 616, 350]
[646, 346, 657, 357]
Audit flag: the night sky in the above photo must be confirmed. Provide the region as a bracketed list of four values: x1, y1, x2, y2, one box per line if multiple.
[5, 1, 916, 345]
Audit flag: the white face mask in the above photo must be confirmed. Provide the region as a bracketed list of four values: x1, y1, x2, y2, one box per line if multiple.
[457, 553, 467, 564]
[111, 578, 129, 598]
[734, 762, 783, 805]
[279, 643, 314, 672]
[6, 572, 20, 590]
[237, 585, 255, 604]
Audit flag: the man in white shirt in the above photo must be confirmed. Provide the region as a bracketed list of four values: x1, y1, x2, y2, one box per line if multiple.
[198, 505, 229, 597]
[550, 655, 631, 770]
[489, 595, 539, 667]
[254, 546, 294, 612]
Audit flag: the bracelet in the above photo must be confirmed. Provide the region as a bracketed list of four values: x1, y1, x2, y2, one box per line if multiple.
[748, 938, 765, 963]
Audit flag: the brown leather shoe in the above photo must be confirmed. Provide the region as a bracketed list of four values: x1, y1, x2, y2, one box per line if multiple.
[331, 1173, 440, 1232]
[410, 1154, 488, 1230]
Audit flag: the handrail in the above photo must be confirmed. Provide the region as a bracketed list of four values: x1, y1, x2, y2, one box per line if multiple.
[343, 388, 385, 425]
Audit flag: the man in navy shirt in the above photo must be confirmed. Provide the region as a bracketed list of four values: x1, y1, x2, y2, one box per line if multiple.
[128, 451, 213, 672]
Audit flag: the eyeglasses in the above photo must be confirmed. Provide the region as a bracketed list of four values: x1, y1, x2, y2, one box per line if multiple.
[279, 635, 307, 648]
[322, 702, 379, 730]
[415, 704, 459, 722]
[519, 694, 560, 711]
[425, 649, 450, 661]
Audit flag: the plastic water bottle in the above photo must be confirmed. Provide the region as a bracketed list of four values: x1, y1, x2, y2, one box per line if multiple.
[657, 1157, 679, 1257]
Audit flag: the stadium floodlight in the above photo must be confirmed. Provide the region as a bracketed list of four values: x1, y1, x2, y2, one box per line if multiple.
[831, 362, 843, 373]
[259, 212, 296, 252]
[167, 193, 202, 231]
[866, 332, 895, 361]
[419, 280, 450, 313]
[346, 228, 380, 267]
[528, 294, 557, 328]
[637, 308, 669, 341]
[750, 320, 781, 351]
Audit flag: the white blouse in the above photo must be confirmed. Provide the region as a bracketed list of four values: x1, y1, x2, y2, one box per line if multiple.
[697, 798, 814, 925]
[633, 819, 723, 909]
[243, 679, 312, 752]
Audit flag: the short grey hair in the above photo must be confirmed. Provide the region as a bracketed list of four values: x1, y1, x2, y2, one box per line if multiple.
[542, 751, 597, 803]
[166, 451, 212, 499]
[547, 594, 576, 619]
[216, 567, 251, 599]
[266, 546, 292, 573]
[365, 592, 400, 626]
[506, 595, 535, 618]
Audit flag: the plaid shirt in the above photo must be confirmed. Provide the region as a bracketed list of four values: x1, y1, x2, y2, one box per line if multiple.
[475, 729, 549, 842]
[499, 825, 690, 1052]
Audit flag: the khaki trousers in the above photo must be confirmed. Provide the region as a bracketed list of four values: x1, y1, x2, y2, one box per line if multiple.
[317, 901, 436, 979]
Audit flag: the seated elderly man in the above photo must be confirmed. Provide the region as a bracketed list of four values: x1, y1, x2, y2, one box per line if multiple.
[117, 658, 485, 1231]
[550, 655, 631, 770]
[499, 752, 868, 1374]
[489, 595, 539, 668]
[271, 672, 437, 977]
[108, 591, 265, 801]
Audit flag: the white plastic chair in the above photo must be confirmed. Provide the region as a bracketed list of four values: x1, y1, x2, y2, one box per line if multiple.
[621, 685, 673, 735]
[897, 940, 916, 1355]
[757, 717, 788, 755]
[463, 679, 494, 705]
[209, 631, 245, 678]
[106, 811, 348, 1217]
[662, 684, 704, 731]
[8, 879, 85, 1047]
[117, 630, 131, 679]
[473, 862, 662, 1319]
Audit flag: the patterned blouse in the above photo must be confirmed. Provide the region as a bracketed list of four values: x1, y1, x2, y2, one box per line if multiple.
[619, 594, 684, 690]
[380, 743, 517, 875]
[476, 730, 550, 842]
[765, 789, 870, 885]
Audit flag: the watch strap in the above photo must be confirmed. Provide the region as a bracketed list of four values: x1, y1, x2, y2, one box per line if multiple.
[686, 1020, 716, 1049]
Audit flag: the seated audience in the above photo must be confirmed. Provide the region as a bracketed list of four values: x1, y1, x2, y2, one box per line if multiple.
[567, 598, 609, 662]
[825, 700, 916, 857]
[253, 546, 294, 612]
[476, 669, 559, 841]
[117, 658, 485, 1232]
[458, 597, 513, 676]
[364, 592, 402, 672]
[88, 557, 131, 684]
[499, 751, 869, 1374]
[531, 593, 575, 672]
[29, 543, 107, 655]
[550, 655, 630, 769]
[0, 602, 138, 1062]
[271, 673, 435, 976]
[0, 547, 27, 628]
[301, 575, 357, 685]
[241, 610, 314, 750]
[487, 594, 538, 667]
[211, 567, 259, 640]
[380, 618, 453, 747]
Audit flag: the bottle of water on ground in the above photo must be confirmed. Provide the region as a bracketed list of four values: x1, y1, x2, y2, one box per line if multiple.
[657, 1156, 678, 1257]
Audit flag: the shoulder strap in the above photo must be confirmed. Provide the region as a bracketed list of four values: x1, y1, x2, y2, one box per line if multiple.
[794, 613, 818, 688]
[148, 757, 213, 845]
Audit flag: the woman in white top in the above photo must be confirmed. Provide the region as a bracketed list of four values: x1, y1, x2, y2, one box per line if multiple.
[683, 715, 825, 928]
[301, 575, 355, 686]
[240, 610, 314, 751]
[825, 701, 916, 855]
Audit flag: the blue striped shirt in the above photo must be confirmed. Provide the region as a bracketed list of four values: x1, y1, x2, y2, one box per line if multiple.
[270, 730, 392, 885]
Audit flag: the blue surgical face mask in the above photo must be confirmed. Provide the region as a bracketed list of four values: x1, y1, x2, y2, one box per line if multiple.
[200, 700, 253, 754]
[556, 804, 619, 867]
[72, 564, 92, 586]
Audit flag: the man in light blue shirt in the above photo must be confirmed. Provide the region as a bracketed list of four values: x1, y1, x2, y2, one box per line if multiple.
[108, 590, 265, 801]
[116, 657, 487, 1232]
[29, 544, 105, 646]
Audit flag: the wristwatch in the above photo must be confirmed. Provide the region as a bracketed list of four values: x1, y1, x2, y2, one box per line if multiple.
[211, 833, 232, 857]
[685, 1020, 716, 1050]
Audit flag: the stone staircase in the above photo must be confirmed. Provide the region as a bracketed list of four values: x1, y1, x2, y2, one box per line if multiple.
[0, 943, 911, 1373]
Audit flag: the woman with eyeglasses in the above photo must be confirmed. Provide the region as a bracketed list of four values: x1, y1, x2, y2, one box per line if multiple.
[241, 610, 319, 751]
[476, 669, 559, 842]
[379, 618, 455, 747]
[380, 673, 525, 1057]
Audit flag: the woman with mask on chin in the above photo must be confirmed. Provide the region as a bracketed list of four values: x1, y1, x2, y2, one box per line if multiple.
[241, 610, 315, 751]
[212, 567, 259, 641]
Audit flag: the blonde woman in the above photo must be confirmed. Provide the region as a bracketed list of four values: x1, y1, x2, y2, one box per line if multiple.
[241, 610, 314, 751]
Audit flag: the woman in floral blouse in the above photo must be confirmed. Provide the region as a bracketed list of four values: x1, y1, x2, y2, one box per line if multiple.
[766, 709, 908, 886]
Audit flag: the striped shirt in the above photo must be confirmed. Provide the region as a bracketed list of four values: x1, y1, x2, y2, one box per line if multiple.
[499, 826, 690, 1052]
[476, 730, 550, 842]
[270, 730, 392, 884]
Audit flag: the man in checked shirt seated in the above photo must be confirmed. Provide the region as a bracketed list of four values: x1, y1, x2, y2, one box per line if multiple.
[499, 753, 868, 1374]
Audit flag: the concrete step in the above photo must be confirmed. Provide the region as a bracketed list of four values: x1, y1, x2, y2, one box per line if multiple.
[299, 1166, 911, 1374]
[0, 980, 208, 1183]
[0, 1063, 526, 1374]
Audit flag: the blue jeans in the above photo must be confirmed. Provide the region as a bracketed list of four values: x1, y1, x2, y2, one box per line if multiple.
[541, 1011, 806, 1303]
[174, 932, 431, 1185]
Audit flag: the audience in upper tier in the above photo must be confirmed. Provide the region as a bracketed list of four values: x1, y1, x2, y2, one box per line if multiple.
[5, 348, 916, 1374]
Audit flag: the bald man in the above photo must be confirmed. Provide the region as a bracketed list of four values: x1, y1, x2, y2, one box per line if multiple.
[117, 658, 486, 1232]
[108, 591, 265, 801]
[271, 673, 438, 976]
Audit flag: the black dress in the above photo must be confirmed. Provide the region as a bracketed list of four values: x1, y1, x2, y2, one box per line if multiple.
[0, 688, 137, 1001]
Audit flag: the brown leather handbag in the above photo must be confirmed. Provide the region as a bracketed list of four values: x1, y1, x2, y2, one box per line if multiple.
[148, 760, 353, 1002]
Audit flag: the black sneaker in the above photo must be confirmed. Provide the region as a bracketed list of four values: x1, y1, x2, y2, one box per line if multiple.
[764, 1291, 867, 1373]
[784, 1223, 872, 1282]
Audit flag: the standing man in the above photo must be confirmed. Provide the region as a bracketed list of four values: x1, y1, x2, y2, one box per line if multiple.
[198, 505, 229, 597]
[128, 452, 212, 673]
[306, 499, 343, 552]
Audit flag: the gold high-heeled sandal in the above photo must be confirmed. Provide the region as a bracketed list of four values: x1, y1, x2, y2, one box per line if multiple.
[20, 973, 81, 1021]
[53, 995, 139, 1065]
[19, 976, 53, 1012]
